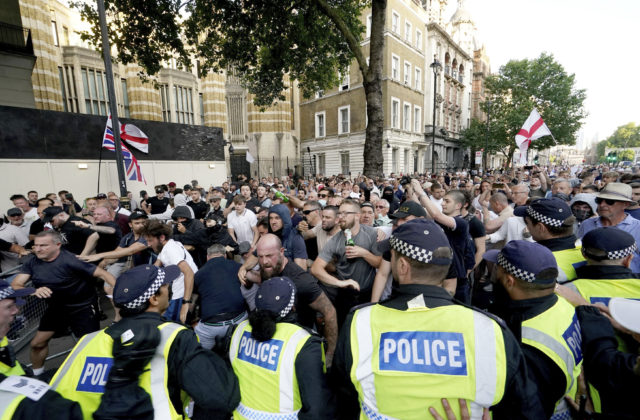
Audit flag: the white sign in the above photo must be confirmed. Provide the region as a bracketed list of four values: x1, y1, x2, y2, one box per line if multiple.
[0, 376, 50, 401]
[475, 151, 483, 165]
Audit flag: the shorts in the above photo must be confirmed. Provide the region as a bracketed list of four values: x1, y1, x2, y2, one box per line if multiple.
[38, 301, 100, 337]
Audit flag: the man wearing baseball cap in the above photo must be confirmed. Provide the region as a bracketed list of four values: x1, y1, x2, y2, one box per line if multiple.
[566, 227, 640, 307]
[577, 182, 640, 273]
[573, 298, 640, 418]
[333, 219, 544, 420]
[50, 264, 239, 419]
[0, 280, 83, 419]
[484, 241, 582, 420]
[514, 198, 585, 283]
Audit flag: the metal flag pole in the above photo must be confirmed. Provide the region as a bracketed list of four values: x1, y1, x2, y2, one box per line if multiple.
[96, 0, 128, 199]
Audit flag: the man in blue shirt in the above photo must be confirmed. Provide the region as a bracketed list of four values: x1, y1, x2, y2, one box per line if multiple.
[578, 182, 640, 273]
[193, 243, 247, 350]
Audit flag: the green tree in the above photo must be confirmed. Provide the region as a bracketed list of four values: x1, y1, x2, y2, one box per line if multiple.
[461, 53, 587, 167]
[595, 122, 640, 159]
[71, 0, 388, 176]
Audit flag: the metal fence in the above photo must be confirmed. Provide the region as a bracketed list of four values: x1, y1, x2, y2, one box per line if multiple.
[1, 266, 47, 353]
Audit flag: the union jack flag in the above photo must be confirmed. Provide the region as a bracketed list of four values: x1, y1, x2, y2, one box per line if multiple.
[102, 117, 147, 184]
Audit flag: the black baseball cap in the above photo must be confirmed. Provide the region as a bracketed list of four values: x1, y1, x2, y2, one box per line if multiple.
[390, 201, 427, 219]
[42, 206, 64, 223]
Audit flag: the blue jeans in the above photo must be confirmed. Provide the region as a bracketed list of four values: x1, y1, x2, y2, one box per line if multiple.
[164, 299, 183, 323]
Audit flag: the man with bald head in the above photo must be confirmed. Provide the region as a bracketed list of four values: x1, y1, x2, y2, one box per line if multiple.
[252, 233, 338, 365]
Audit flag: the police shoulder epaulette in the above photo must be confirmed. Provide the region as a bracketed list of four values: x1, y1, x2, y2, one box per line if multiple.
[349, 301, 377, 314]
[452, 298, 507, 329]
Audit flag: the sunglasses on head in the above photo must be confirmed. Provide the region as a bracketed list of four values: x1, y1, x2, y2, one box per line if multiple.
[595, 197, 618, 205]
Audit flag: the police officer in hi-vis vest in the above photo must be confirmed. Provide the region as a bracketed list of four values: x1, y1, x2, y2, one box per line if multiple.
[0, 280, 82, 419]
[332, 218, 545, 420]
[49, 265, 240, 420]
[484, 241, 582, 420]
[514, 198, 586, 283]
[229, 276, 335, 419]
[567, 227, 640, 307]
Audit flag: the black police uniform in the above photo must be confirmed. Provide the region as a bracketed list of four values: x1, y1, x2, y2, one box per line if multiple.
[576, 305, 639, 420]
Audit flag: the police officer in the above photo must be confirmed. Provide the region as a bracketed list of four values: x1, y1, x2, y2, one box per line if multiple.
[49, 264, 240, 420]
[229, 276, 334, 419]
[0, 280, 82, 419]
[514, 198, 585, 283]
[566, 227, 640, 306]
[484, 241, 582, 420]
[572, 298, 640, 419]
[332, 219, 544, 420]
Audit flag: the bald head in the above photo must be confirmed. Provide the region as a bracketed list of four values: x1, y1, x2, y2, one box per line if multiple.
[256, 233, 282, 253]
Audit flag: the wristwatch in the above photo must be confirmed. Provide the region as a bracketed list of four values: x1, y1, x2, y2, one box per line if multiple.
[182, 298, 193, 304]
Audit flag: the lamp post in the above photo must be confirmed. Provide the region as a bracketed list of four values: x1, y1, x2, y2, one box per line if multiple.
[430, 57, 442, 174]
[484, 99, 492, 174]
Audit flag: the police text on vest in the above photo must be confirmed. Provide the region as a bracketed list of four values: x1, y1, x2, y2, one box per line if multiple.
[237, 331, 283, 371]
[76, 357, 113, 393]
[379, 331, 467, 375]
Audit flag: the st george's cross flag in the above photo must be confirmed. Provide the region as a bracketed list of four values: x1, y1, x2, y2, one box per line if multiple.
[120, 122, 149, 154]
[102, 116, 147, 183]
[515, 108, 552, 164]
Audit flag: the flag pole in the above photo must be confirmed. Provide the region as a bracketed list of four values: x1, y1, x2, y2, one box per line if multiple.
[97, 146, 103, 194]
[96, 0, 128, 200]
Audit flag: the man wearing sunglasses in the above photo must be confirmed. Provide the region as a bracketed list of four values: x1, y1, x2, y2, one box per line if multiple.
[578, 182, 640, 274]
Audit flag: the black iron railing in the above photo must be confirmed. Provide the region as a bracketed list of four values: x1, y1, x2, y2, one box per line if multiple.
[0, 21, 33, 55]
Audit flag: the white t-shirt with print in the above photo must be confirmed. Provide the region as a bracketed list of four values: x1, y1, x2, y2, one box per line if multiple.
[157, 239, 198, 299]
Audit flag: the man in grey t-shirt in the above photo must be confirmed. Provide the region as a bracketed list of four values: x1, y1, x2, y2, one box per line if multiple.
[311, 199, 382, 327]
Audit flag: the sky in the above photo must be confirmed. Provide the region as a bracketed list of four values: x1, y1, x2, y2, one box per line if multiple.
[445, 0, 640, 149]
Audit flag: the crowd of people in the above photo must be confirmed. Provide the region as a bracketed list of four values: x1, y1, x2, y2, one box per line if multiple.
[0, 165, 639, 419]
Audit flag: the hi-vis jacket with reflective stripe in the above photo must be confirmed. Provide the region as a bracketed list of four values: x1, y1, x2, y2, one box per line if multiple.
[0, 389, 25, 420]
[0, 337, 25, 377]
[229, 320, 312, 420]
[521, 297, 582, 420]
[566, 277, 640, 307]
[349, 304, 507, 420]
[553, 247, 586, 284]
[49, 322, 186, 420]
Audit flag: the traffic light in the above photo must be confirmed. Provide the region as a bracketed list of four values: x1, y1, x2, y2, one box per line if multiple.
[606, 152, 619, 163]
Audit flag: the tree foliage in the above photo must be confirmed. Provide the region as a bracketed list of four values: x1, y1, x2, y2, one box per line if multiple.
[461, 53, 587, 166]
[595, 122, 640, 158]
[71, 0, 389, 176]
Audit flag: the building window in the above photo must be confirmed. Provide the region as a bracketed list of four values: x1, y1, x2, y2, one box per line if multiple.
[199, 93, 205, 125]
[315, 111, 326, 138]
[391, 55, 399, 80]
[416, 30, 422, 50]
[160, 84, 171, 122]
[315, 90, 324, 99]
[415, 67, 421, 91]
[391, 98, 400, 129]
[121, 79, 130, 118]
[404, 149, 410, 172]
[341, 152, 350, 175]
[173, 85, 194, 124]
[405, 21, 412, 43]
[58, 67, 67, 112]
[403, 102, 411, 130]
[414, 105, 421, 132]
[63, 65, 78, 112]
[392, 148, 398, 173]
[391, 12, 400, 33]
[62, 26, 69, 45]
[338, 105, 350, 134]
[318, 154, 326, 175]
[366, 15, 372, 38]
[404, 61, 411, 85]
[51, 20, 59, 46]
[339, 70, 349, 91]
[81, 68, 109, 115]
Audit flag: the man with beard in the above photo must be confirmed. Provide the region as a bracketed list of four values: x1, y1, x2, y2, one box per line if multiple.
[301, 205, 341, 254]
[252, 234, 338, 365]
[297, 200, 322, 261]
[311, 200, 382, 327]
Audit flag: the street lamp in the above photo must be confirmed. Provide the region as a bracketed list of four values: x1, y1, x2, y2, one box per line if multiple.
[430, 57, 442, 174]
[223, 137, 234, 154]
[484, 99, 492, 173]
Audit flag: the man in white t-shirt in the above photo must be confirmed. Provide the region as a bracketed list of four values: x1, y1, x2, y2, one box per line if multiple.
[143, 220, 197, 323]
[227, 195, 259, 247]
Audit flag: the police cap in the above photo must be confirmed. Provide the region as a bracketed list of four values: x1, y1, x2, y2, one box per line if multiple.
[255, 277, 296, 318]
[484, 240, 558, 285]
[513, 197, 572, 227]
[581, 227, 637, 261]
[386, 218, 452, 265]
[113, 265, 181, 309]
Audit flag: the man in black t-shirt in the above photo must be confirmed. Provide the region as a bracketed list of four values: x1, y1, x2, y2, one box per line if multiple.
[251, 233, 338, 365]
[11, 230, 116, 376]
[187, 189, 209, 220]
[410, 179, 472, 304]
[143, 188, 170, 215]
[43, 207, 98, 256]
